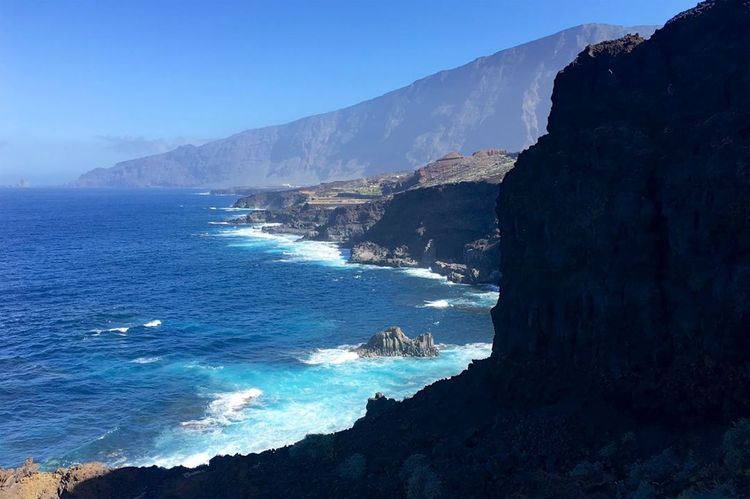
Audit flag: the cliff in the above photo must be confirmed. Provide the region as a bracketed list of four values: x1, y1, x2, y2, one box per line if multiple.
[5, 1, 750, 497]
[350, 182, 502, 284]
[492, 0, 750, 422]
[231, 150, 513, 282]
[74, 24, 655, 188]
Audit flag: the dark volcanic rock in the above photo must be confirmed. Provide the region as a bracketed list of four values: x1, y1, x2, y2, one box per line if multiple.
[355, 327, 438, 358]
[234, 190, 311, 210]
[492, 0, 750, 422]
[229, 151, 511, 283]
[232, 204, 333, 237]
[349, 241, 418, 267]
[311, 200, 388, 243]
[352, 182, 501, 283]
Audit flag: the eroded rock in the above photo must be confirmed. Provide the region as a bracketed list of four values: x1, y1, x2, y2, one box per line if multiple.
[355, 327, 438, 358]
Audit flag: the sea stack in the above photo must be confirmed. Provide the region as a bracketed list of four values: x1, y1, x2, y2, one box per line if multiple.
[355, 327, 438, 358]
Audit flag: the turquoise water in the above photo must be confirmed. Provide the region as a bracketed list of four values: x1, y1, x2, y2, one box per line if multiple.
[0, 188, 496, 469]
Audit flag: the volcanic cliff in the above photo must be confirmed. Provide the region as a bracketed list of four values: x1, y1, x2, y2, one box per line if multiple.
[231, 149, 515, 284]
[3, 1, 750, 497]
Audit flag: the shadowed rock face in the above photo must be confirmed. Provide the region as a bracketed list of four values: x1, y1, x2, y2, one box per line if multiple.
[74, 24, 655, 188]
[350, 181, 502, 283]
[492, 0, 750, 421]
[355, 327, 438, 358]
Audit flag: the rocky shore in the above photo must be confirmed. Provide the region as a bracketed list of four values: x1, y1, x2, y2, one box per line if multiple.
[348, 181, 502, 284]
[5, 1, 749, 497]
[229, 149, 515, 284]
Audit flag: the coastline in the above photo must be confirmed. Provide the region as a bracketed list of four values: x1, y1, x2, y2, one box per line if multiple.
[0, 193, 497, 479]
[221, 217, 500, 288]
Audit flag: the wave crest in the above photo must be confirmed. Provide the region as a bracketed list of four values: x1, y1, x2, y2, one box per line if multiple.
[131, 356, 161, 364]
[301, 346, 360, 365]
[181, 388, 263, 430]
[423, 299, 451, 308]
[215, 226, 346, 266]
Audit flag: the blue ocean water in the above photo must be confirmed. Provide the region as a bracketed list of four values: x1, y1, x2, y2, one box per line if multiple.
[0, 188, 496, 469]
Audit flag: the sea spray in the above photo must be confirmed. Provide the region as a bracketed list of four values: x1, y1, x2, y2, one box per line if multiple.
[138, 342, 492, 468]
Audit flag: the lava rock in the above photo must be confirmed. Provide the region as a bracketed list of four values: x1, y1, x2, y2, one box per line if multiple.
[355, 327, 438, 358]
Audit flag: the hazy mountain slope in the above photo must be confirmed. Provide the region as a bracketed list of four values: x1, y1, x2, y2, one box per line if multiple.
[75, 23, 656, 188]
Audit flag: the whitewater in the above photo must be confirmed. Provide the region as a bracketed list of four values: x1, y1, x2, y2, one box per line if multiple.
[0, 188, 496, 470]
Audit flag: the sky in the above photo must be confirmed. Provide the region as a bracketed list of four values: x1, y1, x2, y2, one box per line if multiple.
[0, 0, 698, 185]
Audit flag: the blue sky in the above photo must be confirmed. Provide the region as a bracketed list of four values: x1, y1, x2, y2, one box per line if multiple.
[0, 0, 697, 185]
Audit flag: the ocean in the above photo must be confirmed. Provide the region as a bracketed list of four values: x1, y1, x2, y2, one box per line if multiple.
[0, 188, 496, 469]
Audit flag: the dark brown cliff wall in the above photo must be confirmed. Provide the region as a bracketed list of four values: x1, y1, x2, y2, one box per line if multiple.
[492, 0, 750, 420]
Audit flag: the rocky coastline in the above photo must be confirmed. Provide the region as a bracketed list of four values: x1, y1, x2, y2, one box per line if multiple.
[228, 149, 515, 284]
[4, 1, 749, 497]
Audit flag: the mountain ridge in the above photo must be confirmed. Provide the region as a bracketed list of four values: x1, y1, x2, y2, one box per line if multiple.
[75, 23, 656, 188]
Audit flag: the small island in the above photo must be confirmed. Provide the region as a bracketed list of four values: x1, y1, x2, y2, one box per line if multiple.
[355, 327, 438, 358]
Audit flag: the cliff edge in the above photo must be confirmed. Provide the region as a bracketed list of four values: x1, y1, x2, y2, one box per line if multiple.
[493, 0, 750, 422]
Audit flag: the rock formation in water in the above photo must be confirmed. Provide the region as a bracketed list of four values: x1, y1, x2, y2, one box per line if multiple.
[355, 327, 438, 358]
[74, 24, 655, 188]
[6, 2, 750, 497]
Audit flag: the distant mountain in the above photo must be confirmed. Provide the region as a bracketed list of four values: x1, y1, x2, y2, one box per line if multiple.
[75, 23, 656, 188]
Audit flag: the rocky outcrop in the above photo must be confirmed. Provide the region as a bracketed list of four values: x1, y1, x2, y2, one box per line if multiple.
[351, 181, 501, 283]
[310, 200, 388, 243]
[75, 25, 654, 188]
[355, 327, 438, 358]
[0, 460, 108, 499]
[230, 151, 512, 283]
[349, 242, 418, 268]
[491, 0, 750, 422]
[234, 190, 311, 210]
[394, 150, 515, 191]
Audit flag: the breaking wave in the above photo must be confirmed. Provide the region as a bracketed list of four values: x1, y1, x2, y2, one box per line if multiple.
[180, 388, 263, 430]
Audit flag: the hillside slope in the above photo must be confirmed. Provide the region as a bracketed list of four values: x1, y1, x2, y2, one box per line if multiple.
[75, 24, 655, 188]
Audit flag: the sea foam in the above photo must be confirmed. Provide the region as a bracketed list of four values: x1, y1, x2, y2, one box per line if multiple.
[420, 291, 500, 310]
[143, 320, 162, 328]
[131, 356, 162, 364]
[216, 225, 346, 266]
[301, 346, 360, 365]
[181, 388, 263, 429]
[423, 299, 451, 308]
[400, 267, 450, 282]
[137, 342, 492, 468]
